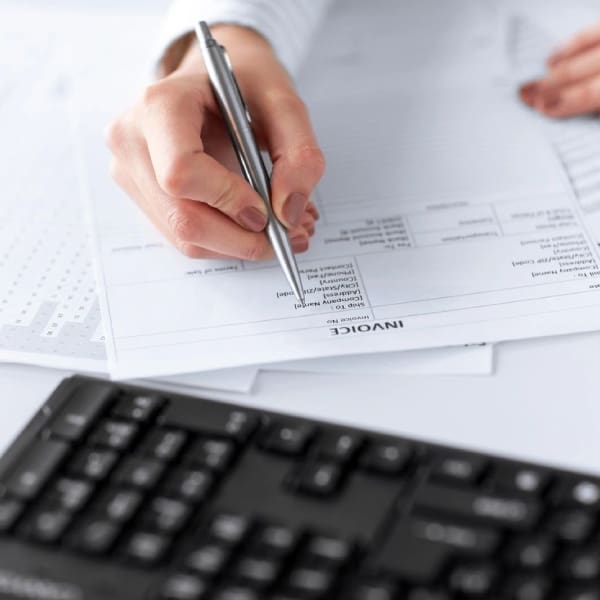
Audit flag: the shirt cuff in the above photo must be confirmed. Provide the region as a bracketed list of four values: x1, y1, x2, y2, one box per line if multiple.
[157, 0, 332, 78]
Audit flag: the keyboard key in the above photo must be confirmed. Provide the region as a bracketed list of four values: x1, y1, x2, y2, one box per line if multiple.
[112, 394, 163, 423]
[493, 465, 551, 496]
[296, 462, 343, 497]
[165, 469, 214, 503]
[361, 441, 411, 476]
[210, 514, 251, 545]
[558, 480, 600, 509]
[144, 497, 191, 534]
[6, 439, 69, 500]
[125, 531, 171, 565]
[318, 431, 364, 462]
[505, 574, 552, 600]
[115, 456, 165, 490]
[560, 547, 600, 580]
[69, 518, 121, 554]
[369, 517, 499, 584]
[406, 590, 451, 600]
[559, 589, 600, 600]
[48, 383, 113, 441]
[89, 420, 138, 451]
[349, 581, 398, 600]
[414, 483, 540, 530]
[213, 587, 259, 600]
[448, 563, 497, 596]
[97, 489, 143, 523]
[143, 430, 188, 462]
[306, 535, 353, 565]
[186, 544, 230, 577]
[187, 439, 235, 473]
[49, 477, 93, 512]
[161, 402, 259, 444]
[69, 448, 118, 481]
[234, 557, 280, 588]
[261, 423, 315, 456]
[23, 508, 71, 543]
[0, 498, 24, 532]
[431, 454, 486, 485]
[549, 510, 596, 543]
[287, 567, 335, 597]
[506, 536, 555, 570]
[160, 574, 207, 600]
[253, 525, 299, 557]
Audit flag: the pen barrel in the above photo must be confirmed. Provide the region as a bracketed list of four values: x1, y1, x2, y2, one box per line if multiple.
[197, 24, 305, 301]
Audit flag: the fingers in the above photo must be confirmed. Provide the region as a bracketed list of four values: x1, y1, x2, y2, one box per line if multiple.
[548, 21, 600, 66]
[248, 86, 326, 229]
[520, 74, 600, 118]
[141, 79, 270, 233]
[547, 44, 600, 88]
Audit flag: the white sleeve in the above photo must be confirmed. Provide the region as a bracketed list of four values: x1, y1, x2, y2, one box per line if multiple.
[159, 0, 333, 77]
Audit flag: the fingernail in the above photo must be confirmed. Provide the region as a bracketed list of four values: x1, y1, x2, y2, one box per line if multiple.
[284, 192, 307, 227]
[541, 91, 561, 111]
[239, 206, 268, 232]
[291, 235, 309, 253]
[519, 82, 539, 105]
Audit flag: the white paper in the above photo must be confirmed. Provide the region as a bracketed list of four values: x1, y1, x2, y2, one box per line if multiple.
[82, 2, 600, 379]
[266, 344, 494, 376]
[0, 12, 263, 393]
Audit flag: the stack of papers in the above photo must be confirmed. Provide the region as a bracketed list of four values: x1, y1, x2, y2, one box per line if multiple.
[3, 1, 600, 387]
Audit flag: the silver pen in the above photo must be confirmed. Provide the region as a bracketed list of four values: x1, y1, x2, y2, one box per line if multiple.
[195, 21, 306, 304]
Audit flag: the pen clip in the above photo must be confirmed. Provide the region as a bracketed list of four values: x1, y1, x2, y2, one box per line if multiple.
[220, 45, 253, 125]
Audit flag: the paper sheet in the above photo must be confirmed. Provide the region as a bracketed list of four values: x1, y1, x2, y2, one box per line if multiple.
[0, 10, 492, 387]
[83, 2, 600, 379]
[266, 344, 494, 377]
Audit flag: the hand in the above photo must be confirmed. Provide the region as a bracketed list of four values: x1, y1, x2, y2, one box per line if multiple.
[520, 22, 600, 118]
[107, 26, 324, 260]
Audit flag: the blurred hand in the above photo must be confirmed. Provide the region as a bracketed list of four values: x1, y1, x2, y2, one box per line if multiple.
[520, 22, 600, 118]
[107, 26, 324, 260]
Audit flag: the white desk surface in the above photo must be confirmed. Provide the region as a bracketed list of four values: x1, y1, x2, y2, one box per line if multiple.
[2, 330, 599, 476]
[1, 0, 599, 477]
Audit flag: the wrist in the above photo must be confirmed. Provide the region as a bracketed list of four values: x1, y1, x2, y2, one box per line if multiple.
[174, 25, 275, 76]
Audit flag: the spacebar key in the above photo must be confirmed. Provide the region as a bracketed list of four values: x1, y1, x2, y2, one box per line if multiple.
[5, 440, 69, 500]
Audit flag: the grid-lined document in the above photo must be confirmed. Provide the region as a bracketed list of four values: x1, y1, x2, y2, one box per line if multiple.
[85, 1, 600, 378]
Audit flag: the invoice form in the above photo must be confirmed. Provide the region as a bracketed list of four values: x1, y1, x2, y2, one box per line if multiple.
[85, 1, 600, 378]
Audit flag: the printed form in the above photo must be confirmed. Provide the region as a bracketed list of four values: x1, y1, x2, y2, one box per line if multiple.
[85, 2, 600, 378]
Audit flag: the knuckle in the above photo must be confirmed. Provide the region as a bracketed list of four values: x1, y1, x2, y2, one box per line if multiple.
[212, 176, 236, 210]
[158, 155, 191, 197]
[176, 241, 203, 258]
[105, 119, 126, 153]
[296, 145, 326, 179]
[167, 207, 197, 244]
[142, 81, 171, 107]
[241, 239, 268, 262]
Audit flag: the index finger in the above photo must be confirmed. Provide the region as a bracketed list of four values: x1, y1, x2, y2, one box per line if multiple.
[141, 79, 270, 232]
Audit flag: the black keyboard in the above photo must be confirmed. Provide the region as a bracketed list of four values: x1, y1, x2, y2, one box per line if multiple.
[0, 376, 599, 600]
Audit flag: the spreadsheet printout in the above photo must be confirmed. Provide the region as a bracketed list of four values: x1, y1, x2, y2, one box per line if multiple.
[85, 2, 600, 378]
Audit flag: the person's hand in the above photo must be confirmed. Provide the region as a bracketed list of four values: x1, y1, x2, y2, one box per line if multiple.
[520, 22, 600, 118]
[107, 25, 324, 260]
